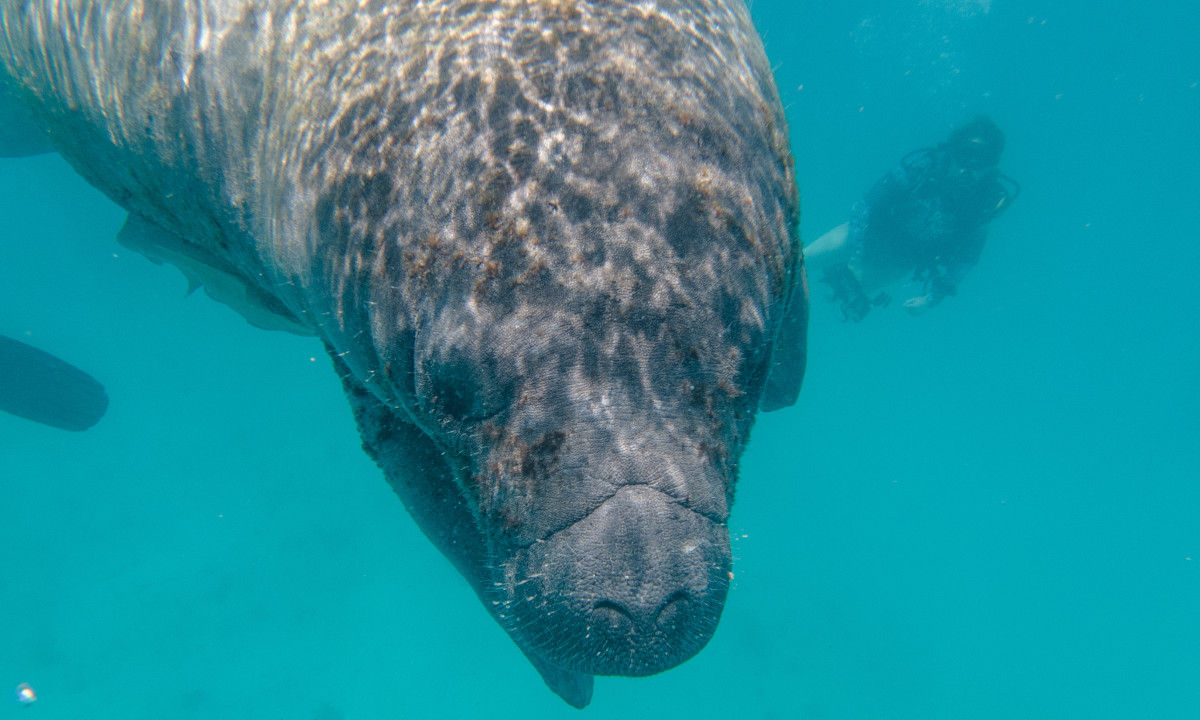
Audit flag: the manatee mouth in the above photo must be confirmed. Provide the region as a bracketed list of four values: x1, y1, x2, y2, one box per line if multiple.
[497, 485, 731, 676]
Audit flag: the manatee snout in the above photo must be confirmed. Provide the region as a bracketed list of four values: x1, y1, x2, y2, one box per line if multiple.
[502, 483, 731, 676]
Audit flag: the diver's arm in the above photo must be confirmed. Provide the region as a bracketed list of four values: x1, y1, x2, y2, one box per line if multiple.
[802, 222, 853, 277]
[902, 275, 958, 314]
[904, 227, 987, 313]
[803, 163, 910, 278]
[903, 266, 966, 313]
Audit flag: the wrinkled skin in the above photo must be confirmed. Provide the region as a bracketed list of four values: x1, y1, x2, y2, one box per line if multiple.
[1, 0, 806, 707]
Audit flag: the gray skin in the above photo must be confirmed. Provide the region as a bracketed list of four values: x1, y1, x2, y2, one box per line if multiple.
[1, 0, 807, 707]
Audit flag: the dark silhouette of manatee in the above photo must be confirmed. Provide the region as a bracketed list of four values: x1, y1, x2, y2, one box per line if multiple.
[1, 0, 807, 706]
[0, 334, 108, 431]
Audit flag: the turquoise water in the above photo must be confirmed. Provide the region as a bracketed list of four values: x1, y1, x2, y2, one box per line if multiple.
[2, 1, 1197, 717]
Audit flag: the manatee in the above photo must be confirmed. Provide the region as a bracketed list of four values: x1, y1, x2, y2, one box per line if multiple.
[1, 0, 807, 707]
[0, 334, 108, 431]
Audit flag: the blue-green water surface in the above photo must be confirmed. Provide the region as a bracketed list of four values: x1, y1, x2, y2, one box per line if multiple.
[2, 1, 1197, 718]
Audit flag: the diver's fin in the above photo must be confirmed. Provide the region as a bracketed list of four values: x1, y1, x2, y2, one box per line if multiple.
[116, 213, 314, 335]
[523, 649, 593, 709]
[0, 78, 54, 157]
[761, 261, 809, 412]
[0, 334, 108, 431]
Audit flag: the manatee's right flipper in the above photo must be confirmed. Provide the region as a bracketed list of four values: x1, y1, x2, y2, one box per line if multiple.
[761, 261, 809, 412]
[330, 349, 489, 587]
[0, 334, 108, 431]
[330, 351, 595, 708]
[0, 77, 53, 156]
[117, 213, 314, 335]
[521, 649, 593, 709]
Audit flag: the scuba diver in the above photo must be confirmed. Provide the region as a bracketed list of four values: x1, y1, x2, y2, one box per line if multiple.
[0, 334, 108, 431]
[805, 115, 1019, 321]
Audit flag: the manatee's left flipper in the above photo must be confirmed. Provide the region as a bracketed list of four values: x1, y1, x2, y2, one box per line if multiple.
[0, 334, 108, 431]
[761, 262, 810, 412]
[0, 77, 53, 157]
[521, 648, 593, 709]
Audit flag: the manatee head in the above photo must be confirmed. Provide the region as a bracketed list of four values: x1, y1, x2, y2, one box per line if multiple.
[391, 32, 795, 673]
[411, 290, 746, 676]
[300, 1, 799, 680]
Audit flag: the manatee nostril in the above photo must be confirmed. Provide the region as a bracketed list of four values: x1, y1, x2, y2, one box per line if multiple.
[509, 483, 731, 676]
[591, 599, 634, 632]
[655, 591, 692, 632]
[590, 592, 694, 635]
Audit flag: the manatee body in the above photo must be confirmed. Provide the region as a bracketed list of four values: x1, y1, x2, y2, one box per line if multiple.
[1, 0, 807, 706]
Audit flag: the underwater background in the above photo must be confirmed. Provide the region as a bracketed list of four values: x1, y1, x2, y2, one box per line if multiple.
[2, 0, 1196, 717]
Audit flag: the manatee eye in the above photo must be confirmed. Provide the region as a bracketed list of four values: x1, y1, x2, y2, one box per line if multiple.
[431, 373, 478, 419]
[421, 353, 510, 422]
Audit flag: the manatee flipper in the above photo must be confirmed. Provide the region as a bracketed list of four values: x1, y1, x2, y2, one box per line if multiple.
[521, 649, 593, 709]
[116, 213, 314, 335]
[0, 334, 108, 431]
[0, 78, 53, 157]
[761, 263, 809, 412]
[330, 352, 595, 708]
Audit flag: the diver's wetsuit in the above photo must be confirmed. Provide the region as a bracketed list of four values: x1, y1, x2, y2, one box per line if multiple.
[830, 146, 1016, 320]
